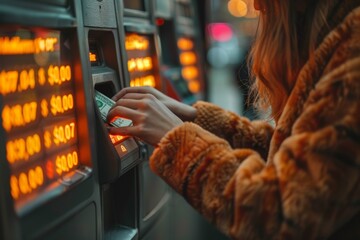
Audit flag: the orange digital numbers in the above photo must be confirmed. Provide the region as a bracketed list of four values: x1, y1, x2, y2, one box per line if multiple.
[0, 70, 18, 95]
[49, 93, 74, 116]
[6, 133, 42, 164]
[2, 101, 37, 132]
[47, 65, 72, 86]
[40, 93, 75, 118]
[55, 150, 79, 176]
[53, 122, 76, 145]
[125, 34, 149, 51]
[130, 75, 156, 87]
[0, 69, 36, 95]
[43, 121, 77, 150]
[0, 65, 71, 96]
[1, 30, 84, 208]
[18, 69, 36, 92]
[10, 166, 44, 200]
[127, 57, 153, 72]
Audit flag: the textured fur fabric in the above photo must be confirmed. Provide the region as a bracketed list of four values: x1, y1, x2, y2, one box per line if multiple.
[150, 3, 360, 240]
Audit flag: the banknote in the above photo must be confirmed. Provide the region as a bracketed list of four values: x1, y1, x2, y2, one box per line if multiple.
[95, 90, 133, 127]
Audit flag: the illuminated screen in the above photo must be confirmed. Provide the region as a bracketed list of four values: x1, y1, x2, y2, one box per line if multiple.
[125, 32, 160, 89]
[123, 0, 145, 11]
[0, 27, 88, 211]
[177, 37, 201, 94]
[89, 42, 101, 67]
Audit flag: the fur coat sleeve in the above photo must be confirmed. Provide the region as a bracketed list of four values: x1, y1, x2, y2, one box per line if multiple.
[149, 5, 360, 240]
[192, 101, 274, 159]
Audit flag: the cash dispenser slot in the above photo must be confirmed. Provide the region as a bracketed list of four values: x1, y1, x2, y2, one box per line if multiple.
[87, 31, 141, 183]
[82, 1, 141, 239]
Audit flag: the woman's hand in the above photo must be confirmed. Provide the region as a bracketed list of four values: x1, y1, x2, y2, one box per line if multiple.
[107, 92, 183, 146]
[112, 86, 197, 122]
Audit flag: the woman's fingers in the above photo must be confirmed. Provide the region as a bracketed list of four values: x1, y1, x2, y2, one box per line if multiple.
[107, 105, 140, 123]
[107, 95, 184, 145]
[112, 86, 156, 101]
[107, 125, 138, 136]
[112, 98, 144, 110]
[120, 93, 154, 100]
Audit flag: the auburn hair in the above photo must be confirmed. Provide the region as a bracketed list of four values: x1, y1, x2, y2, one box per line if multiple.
[248, 0, 337, 121]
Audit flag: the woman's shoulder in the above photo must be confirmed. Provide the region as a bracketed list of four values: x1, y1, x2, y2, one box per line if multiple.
[321, 6, 360, 76]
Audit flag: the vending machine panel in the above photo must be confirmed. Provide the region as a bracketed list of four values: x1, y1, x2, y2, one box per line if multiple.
[0, 26, 92, 216]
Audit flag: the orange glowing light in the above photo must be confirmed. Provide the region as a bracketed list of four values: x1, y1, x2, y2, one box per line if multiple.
[228, 0, 248, 18]
[38, 67, 46, 85]
[188, 80, 200, 93]
[44, 131, 52, 149]
[1, 29, 84, 208]
[109, 134, 125, 144]
[10, 166, 44, 200]
[43, 120, 77, 151]
[19, 69, 36, 92]
[125, 34, 149, 51]
[6, 133, 41, 164]
[0, 70, 18, 95]
[130, 75, 156, 87]
[180, 52, 197, 65]
[142, 57, 152, 69]
[49, 93, 74, 116]
[53, 122, 76, 145]
[45, 160, 55, 179]
[2, 101, 37, 132]
[177, 38, 194, 51]
[0, 66, 67, 96]
[40, 99, 49, 117]
[55, 151, 79, 176]
[89, 52, 97, 62]
[47, 65, 72, 86]
[127, 57, 153, 72]
[120, 145, 127, 152]
[181, 66, 199, 80]
[0, 36, 58, 55]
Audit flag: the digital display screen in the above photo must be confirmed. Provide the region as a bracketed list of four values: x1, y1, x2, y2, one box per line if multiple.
[123, 0, 145, 11]
[0, 27, 88, 211]
[89, 42, 101, 67]
[125, 33, 161, 90]
[177, 37, 200, 93]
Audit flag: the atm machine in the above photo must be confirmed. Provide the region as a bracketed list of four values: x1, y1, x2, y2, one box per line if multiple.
[80, 0, 145, 239]
[116, 1, 173, 240]
[155, 0, 206, 104]
[0, 1, 102, 239]
[1, 1, 217, 240]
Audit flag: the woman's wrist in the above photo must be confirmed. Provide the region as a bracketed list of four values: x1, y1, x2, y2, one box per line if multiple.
[182, 105, 197, 122]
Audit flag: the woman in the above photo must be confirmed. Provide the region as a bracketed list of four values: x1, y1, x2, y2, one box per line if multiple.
[108, 0, 360, 239]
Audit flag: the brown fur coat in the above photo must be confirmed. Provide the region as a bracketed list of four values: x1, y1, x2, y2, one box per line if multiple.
[150, 3, 360, 240]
